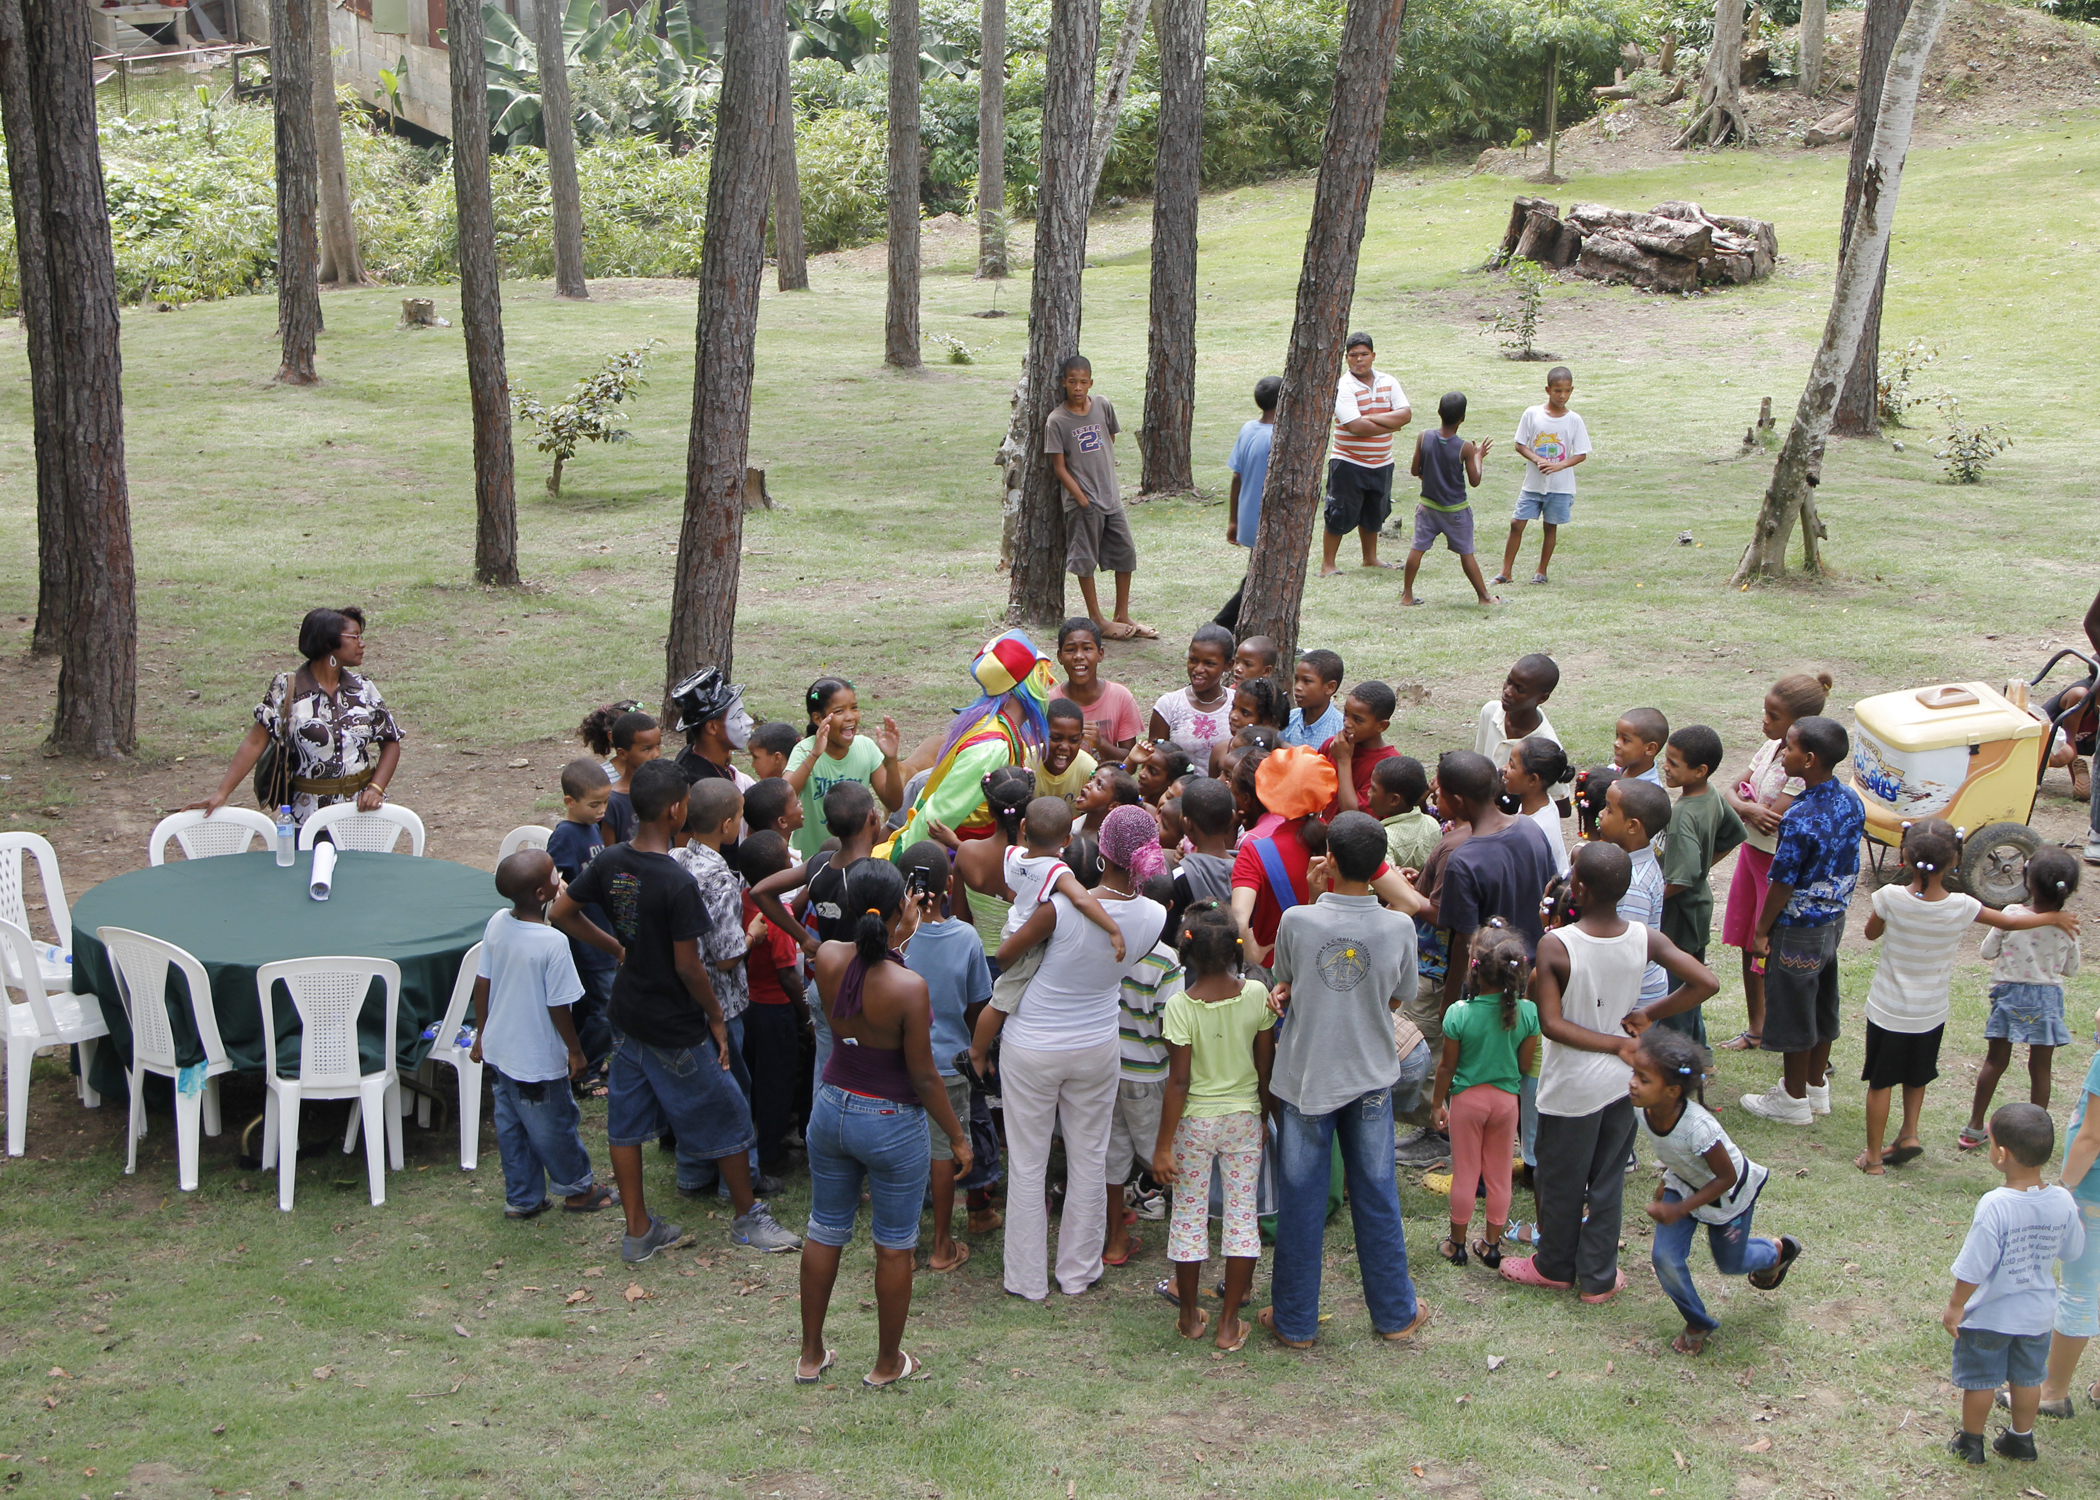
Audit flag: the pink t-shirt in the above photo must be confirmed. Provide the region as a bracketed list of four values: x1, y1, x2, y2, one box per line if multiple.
[1060, 679, 1143, 751]
[1153, 686, 1234, 763]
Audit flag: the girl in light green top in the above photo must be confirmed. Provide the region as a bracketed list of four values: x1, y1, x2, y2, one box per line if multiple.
[1152, 902, 1276, 1352]
[784, 678, 905, 860]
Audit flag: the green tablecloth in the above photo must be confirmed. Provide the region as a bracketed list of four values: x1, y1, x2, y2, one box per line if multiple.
[70, 851, 504, 1095]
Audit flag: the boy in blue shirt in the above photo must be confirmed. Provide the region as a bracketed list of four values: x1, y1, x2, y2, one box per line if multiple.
[1743, 717, 1867, 1126]
[898, 840, 992, 1271]
[546, 758, 615, 1091]
[1282, 648, 1345, 749]
[471, 848, 615, 1218]
[1214, 376, 1281, 632]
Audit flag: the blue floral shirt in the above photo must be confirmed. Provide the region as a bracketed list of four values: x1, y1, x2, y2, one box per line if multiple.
[1767, 778, 1865, 928]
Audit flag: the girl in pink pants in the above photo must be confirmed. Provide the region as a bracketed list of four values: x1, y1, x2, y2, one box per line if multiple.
[1429, 921, 1542, 1268]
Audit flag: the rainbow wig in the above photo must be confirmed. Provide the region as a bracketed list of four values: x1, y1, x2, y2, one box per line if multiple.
[933, 629, 1057, 765]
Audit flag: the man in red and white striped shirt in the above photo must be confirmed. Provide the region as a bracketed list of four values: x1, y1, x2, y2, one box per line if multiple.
[1320, 332, 1412, 576]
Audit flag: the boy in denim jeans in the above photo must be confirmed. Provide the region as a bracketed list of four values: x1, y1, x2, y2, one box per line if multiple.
[555, 759, 800, 1261]
[471, 848, 616, 1218]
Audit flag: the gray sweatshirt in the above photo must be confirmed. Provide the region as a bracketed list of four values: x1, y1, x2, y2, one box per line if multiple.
[1269, 893, 1418, 1113]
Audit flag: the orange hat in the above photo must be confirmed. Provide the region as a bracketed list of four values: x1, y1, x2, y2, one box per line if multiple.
[1254, 744, 1337, 821]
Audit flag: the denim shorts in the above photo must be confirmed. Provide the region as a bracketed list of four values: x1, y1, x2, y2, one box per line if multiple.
[603, 1028, 757, 1159]
[806, 1082, 931, 1251]
[1951, 1327, 2052, 1390]
[1984, 982, 2072, 1047]
[1761, 919, 1844, 1054]
[1512, 488, 1573, 525]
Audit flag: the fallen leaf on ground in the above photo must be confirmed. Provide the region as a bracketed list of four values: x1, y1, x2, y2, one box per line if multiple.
[1842, 1262, 1859, 1273]
[211, 1424, 226, 1436]
[1486, 1355, 1506, 1371]
[1546, 1370, 1559, 1379]
[1742, 1438, 1772, 1453]
[452, 1324, 471, 1339]
[566, 1290, 592, 1305]
[311, 1367, 333, 1381]
[623, 1283, 651, 1304]
[1605, 1360, 1615, 1375]
[1409, 1467, 1425, 1479]
[1672, 1449, 1686, 1470]
[46, 1368, 68, 1380]
[520, 1285, 541, 1292]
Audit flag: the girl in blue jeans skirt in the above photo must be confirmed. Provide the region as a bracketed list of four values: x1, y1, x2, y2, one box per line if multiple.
[1632, 1028, 1802, 1354]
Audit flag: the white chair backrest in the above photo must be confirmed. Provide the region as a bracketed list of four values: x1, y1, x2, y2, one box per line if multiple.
[0, 832, 71, 950]
[96, 926, 226, 1072]
[299, 804, 426, 856]
[256, 956, 401, 1089]
[148, 808, 279, 866]
[497, 825, 550, 861]
[0, 917, 60, 1037]
[432, 943, 483, 1049]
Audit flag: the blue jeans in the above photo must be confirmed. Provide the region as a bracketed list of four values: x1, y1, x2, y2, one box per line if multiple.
[1518, 1072, 1538, 1169]
[572, 966, 614, 1074]
[805, 1082, 931, 1250]
[675, 1013, 760, 1193]
[1270, 1088, 1418, 1343]
[1649, 1190, 1777, 1333]
[2056, 1195, 2100, 1338]
[490, 1069, 595, 1213]
[808, 978, 834, 1114]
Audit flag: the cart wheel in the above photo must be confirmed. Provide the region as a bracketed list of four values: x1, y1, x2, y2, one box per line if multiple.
[1956, 822, 2042, 909]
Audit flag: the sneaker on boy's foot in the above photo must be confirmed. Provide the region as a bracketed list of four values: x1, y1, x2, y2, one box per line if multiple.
[1127, 1184, 1167, 1221]
[732, 1201, 802, 1253]
[1946, 1432, 1987, 1466]
[622, 1214, 683, 1264]
[1740, 1086, 1813, 1125]
[1991, 1429, 2038, 1462]
[1805, 1081, 1832, 1116]
[1395, 1126, 1451, 1165]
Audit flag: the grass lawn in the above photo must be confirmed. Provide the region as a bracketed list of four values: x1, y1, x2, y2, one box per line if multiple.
[3, 102, 2100, 1498]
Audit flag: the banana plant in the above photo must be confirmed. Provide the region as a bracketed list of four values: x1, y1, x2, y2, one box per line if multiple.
[478, 0, 717, 150]
[790, 0, 973, 81]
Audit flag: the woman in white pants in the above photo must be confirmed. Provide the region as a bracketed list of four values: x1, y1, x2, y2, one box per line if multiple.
[993, 808, 1168, 1300]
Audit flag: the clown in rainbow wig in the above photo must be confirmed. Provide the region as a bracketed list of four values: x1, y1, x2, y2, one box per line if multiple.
[887, 630, 1057, 859]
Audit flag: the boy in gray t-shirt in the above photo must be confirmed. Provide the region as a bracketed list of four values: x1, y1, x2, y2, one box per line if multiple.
[1044, 354, 1147, 638]
[1943, 1103, 2086, 1465]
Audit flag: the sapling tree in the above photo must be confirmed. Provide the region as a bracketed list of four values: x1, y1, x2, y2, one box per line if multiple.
[514, 342, 659, 494]
[1930, 393, 2011, 484]
[1487, 259, 1552, 358]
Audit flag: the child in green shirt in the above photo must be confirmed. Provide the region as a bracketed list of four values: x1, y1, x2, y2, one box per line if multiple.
[1660, 726, 1747, 1045]
[1430, 922, 1541, 1268]
[1368, 754, 1438, 872]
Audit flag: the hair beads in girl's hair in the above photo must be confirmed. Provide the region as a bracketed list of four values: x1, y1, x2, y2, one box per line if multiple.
[983, 764, 1035, 844]
[2027, 846, 2081, 912]
[1899, 818, 1961, 880]
[576, 700, 642, 757]
[1637, 1026, 1711, 1106]
[1178, 901, 1241, 978]
[1573, 765, 1617, 840]
[1469, 918, 1534, 1032]
[1232, 676, 1286, 732]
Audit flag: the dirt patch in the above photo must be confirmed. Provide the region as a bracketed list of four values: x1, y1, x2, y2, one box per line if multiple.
[1472, 1, 2100, 180]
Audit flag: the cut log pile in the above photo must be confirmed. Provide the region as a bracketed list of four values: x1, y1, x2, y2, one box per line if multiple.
[1498, 198, 1778, 293]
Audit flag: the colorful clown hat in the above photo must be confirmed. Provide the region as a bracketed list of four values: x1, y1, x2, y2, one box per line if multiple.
[1255, 744, 1338, 821]
[972, 629, 1056, 702]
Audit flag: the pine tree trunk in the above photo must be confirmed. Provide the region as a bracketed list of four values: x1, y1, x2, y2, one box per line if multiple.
[1007, 0, 1100, 629]
[1832, 0, 1911, 436]
[1545, 43, 1560, 179]
[1083, 0, 1149, 208]
[539, 0, 588, 298]
[976, 0, 1007, 279]
[273, 0, 321, 383]
[1677, 0, 1750, 147]
[21, 0, 136, 756]
[665, 0, 782, 688]
[773, 28, 808, 291]
[310, 0, 365, 285]
[0, 0, 65, 656]
[1238, 0, 1410, 663]
[884, 0, 921, 368]
[1733, 0, 1949, 584]
[1798, 0, 1827, 95]
[449, 0, 520, 586]
[1138, 0, 1201, 497]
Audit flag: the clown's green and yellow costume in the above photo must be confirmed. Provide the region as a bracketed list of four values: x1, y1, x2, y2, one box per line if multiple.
[885, 630, 1056, 859]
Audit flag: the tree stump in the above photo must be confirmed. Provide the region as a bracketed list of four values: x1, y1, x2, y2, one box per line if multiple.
[1500, 195, 1558, 258]
[398, 297, 444, 328]
[743, 467, 773, 511]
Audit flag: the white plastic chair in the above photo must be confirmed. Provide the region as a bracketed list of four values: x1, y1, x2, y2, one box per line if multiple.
[148, 808, 279, 866]
[404, 943, 484, 1170]
[0, 832, 73, 990]
[256, 956, 404, 1211]
[299, 803, 426, 857]
[2, 917, 108, 1158]
[95, 927, 234, 1191]
[496, 825, 550, 860]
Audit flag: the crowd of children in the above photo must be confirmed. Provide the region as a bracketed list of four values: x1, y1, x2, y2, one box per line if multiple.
[457, 624, 2097, 1448]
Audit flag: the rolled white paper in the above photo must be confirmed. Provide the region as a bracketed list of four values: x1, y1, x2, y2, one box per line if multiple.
[309, 841, 337, 901]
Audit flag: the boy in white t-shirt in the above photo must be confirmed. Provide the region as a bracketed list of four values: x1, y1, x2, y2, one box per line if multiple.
[1497, 366, 1591, 587]
[470, 849, 615, 1219]
[1474, 652, 1576, 805]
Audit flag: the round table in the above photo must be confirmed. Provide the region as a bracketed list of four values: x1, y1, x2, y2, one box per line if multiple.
[70, 851, 503, 1094]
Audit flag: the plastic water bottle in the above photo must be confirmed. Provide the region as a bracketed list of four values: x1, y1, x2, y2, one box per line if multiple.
[275, 805, 296, 867]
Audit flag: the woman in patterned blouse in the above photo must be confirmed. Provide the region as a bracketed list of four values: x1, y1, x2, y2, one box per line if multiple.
[189, 607, 403, 827]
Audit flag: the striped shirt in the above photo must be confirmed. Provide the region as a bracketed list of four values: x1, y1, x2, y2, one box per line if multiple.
[1866, 884, 1982, 1034]
[1330, 369, 1408, 469]
[1117, 942, 1183, 1081]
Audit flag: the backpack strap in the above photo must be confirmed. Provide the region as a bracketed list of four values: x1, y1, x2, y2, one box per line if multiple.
[1253, 837, 1299, 913]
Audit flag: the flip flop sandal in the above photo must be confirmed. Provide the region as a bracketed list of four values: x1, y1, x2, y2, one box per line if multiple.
[504, 1198, 553, 1220]
[929, 1242, 972, 1273]
[1125, 621, 1161, 639]
[1502, 1220, 1539, 1246]
[1379, 1302, 1433, 1342]
[1215, 1317, 1252, 1354]
[1153, 1275, 1182, 1307]
[794, 1348, 837, 1385]
[1100, 620, 1139, 641]
[1747, 1234, 1802, 1291]
[863, 1350, 922, 1388]
[563, 1183, 620, 1214]
[1257, 1308, 1315, 1350]
[1491, 574, 1513, 585]
[1101, 1235, 1143, 1266]
[1401, 596, 1426, 606]
[1671, 1329, 1710, 1356]
[1178, 1307, 1212, 1340]
[1882, 1144, 1925, 1168]
[1719, 1032, 1761, 1052]
[1526, 573, 1550, 585]
[1957, 1126, 1989, 1151]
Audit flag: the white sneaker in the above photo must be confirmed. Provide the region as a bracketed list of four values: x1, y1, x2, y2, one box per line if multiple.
[2085, 835, 2100, 866]
[1740, 1086, 1813, 1126]
[1806, 1081, 1831, 1116]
